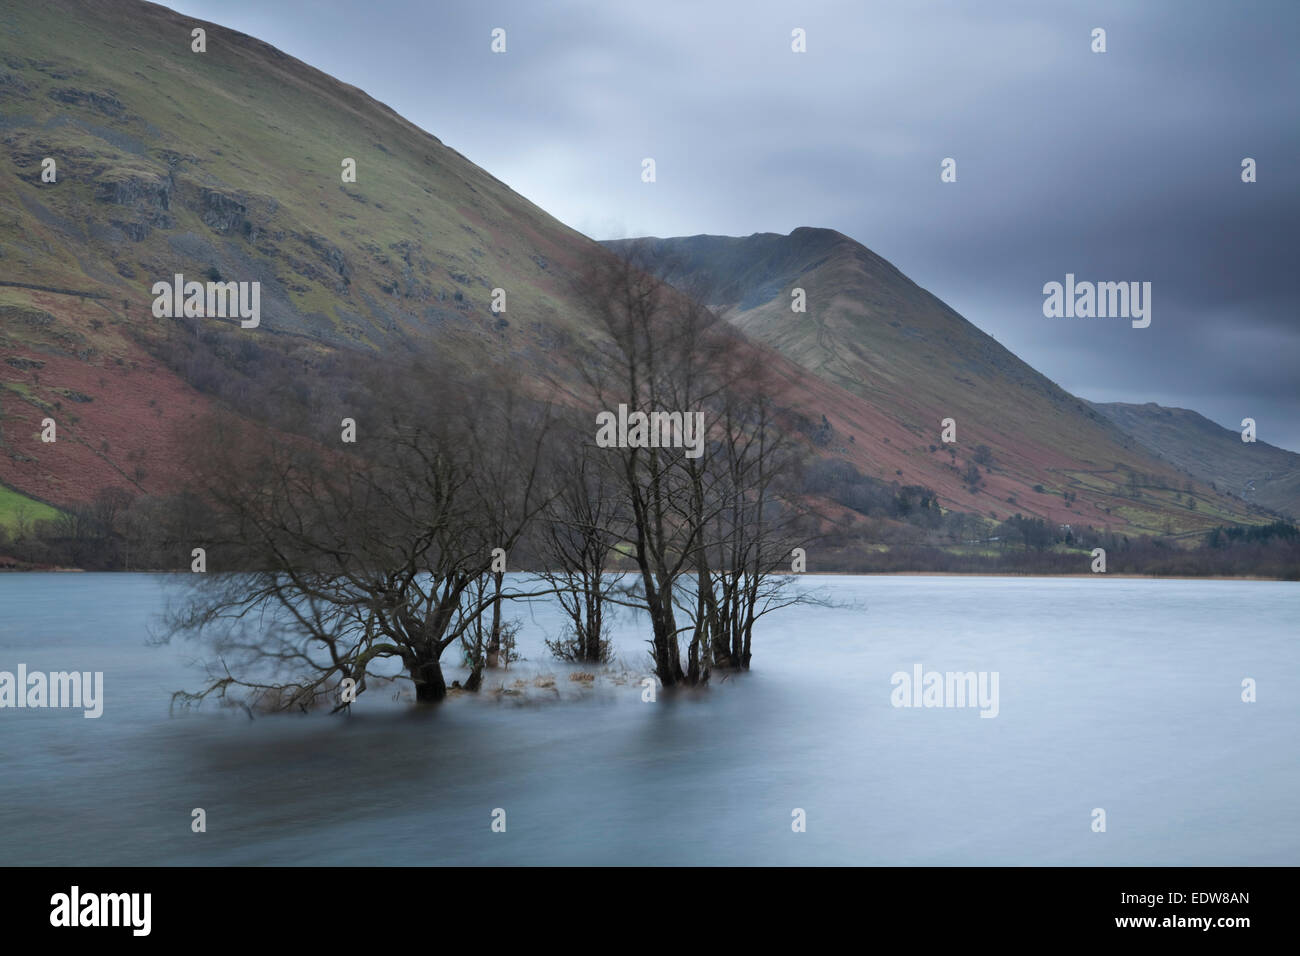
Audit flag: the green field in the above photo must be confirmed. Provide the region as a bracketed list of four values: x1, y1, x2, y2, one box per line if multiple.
[0, 483, 61, 533]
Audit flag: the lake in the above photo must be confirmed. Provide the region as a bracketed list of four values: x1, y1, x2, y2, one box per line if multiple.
[0, 573, 1295, 865]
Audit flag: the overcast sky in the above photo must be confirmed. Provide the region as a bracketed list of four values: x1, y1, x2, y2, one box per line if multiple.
[165, 0, 1300, 451]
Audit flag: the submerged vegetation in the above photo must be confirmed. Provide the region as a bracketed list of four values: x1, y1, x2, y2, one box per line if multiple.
[142, 251, 822, 711]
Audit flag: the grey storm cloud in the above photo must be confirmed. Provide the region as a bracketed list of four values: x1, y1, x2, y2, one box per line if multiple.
[166, 0, 1300, 450]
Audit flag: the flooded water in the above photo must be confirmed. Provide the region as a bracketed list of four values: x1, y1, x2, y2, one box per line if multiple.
[0, 573, 1296, 865]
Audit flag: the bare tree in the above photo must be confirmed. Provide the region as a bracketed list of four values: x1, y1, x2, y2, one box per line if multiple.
[559, 249, 735, 686]
[160, 355, 554, 710]
[689, 387, 812, 673]
[537, 428, 628, 664]
[457, 569, 522, 688]
[563, 245, 818, 686]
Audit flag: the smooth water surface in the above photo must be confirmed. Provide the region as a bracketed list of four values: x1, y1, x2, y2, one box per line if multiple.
[0, 573, 1295, 865]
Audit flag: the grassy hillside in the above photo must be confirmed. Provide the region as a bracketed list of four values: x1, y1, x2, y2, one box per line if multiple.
[0, 0, 1273, 550]
[0, 0, 599, 343]
[0, 0, 617, 508]
[0, 480, 60, 532]
[0, 0, 896, 549]
[1093, 401, 1300, 520]
[605, 230, 1269, 537]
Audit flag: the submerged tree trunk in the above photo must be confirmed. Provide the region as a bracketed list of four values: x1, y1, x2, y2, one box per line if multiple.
[582, 589, 603, 662]
[463, 662, 483, 692]
[409, 649, 448, 703]
[486, 571, 503, 667]
[708, 575, 733, 670]
[638, 557, 684, 687]
[687, 630, 702, 684]
[651, 603, 684, 686]
[711, 631, 732, 669]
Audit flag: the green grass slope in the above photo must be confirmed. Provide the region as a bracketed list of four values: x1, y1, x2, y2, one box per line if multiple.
[0, 0, 604, 350]
[0, 0, 1271, 543]
[0, 480, 60, 532]
[605, 230, 1268, 536]
[0, 0, 622, 509]
[1092, 402, 1300, 520]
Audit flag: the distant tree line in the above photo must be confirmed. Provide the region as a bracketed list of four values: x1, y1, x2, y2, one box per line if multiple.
[822, 521, 1300, 579]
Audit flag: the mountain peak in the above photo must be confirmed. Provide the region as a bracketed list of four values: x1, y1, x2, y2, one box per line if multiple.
[600, 228, 1268, 533]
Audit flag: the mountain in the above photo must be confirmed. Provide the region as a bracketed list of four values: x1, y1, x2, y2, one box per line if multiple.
[1091, 402, 1300, 520]
[0, 0, 1267, 549]
[603, 230, 1266, 536]
[0, 0, 613, 517]
[0, 0, 887, 543]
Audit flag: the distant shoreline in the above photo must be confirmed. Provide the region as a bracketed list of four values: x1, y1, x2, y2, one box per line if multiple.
[806, 570, 1285, 581]
[0, 565, 1289, 582]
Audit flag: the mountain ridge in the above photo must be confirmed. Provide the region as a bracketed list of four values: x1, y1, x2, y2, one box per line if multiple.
[603, 229, 1272, 535]
[0, 0, 1273, 547]
[1090, 400, 1300, 519]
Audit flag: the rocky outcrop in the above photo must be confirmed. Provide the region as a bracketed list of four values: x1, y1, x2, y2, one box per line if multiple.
[93, 169, 170, 210]
[48, 86, 124, 116]
[198, 187, 250, 236]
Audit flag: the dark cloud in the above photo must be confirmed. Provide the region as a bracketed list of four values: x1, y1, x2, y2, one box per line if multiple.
[167, 0, 1300, 450]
